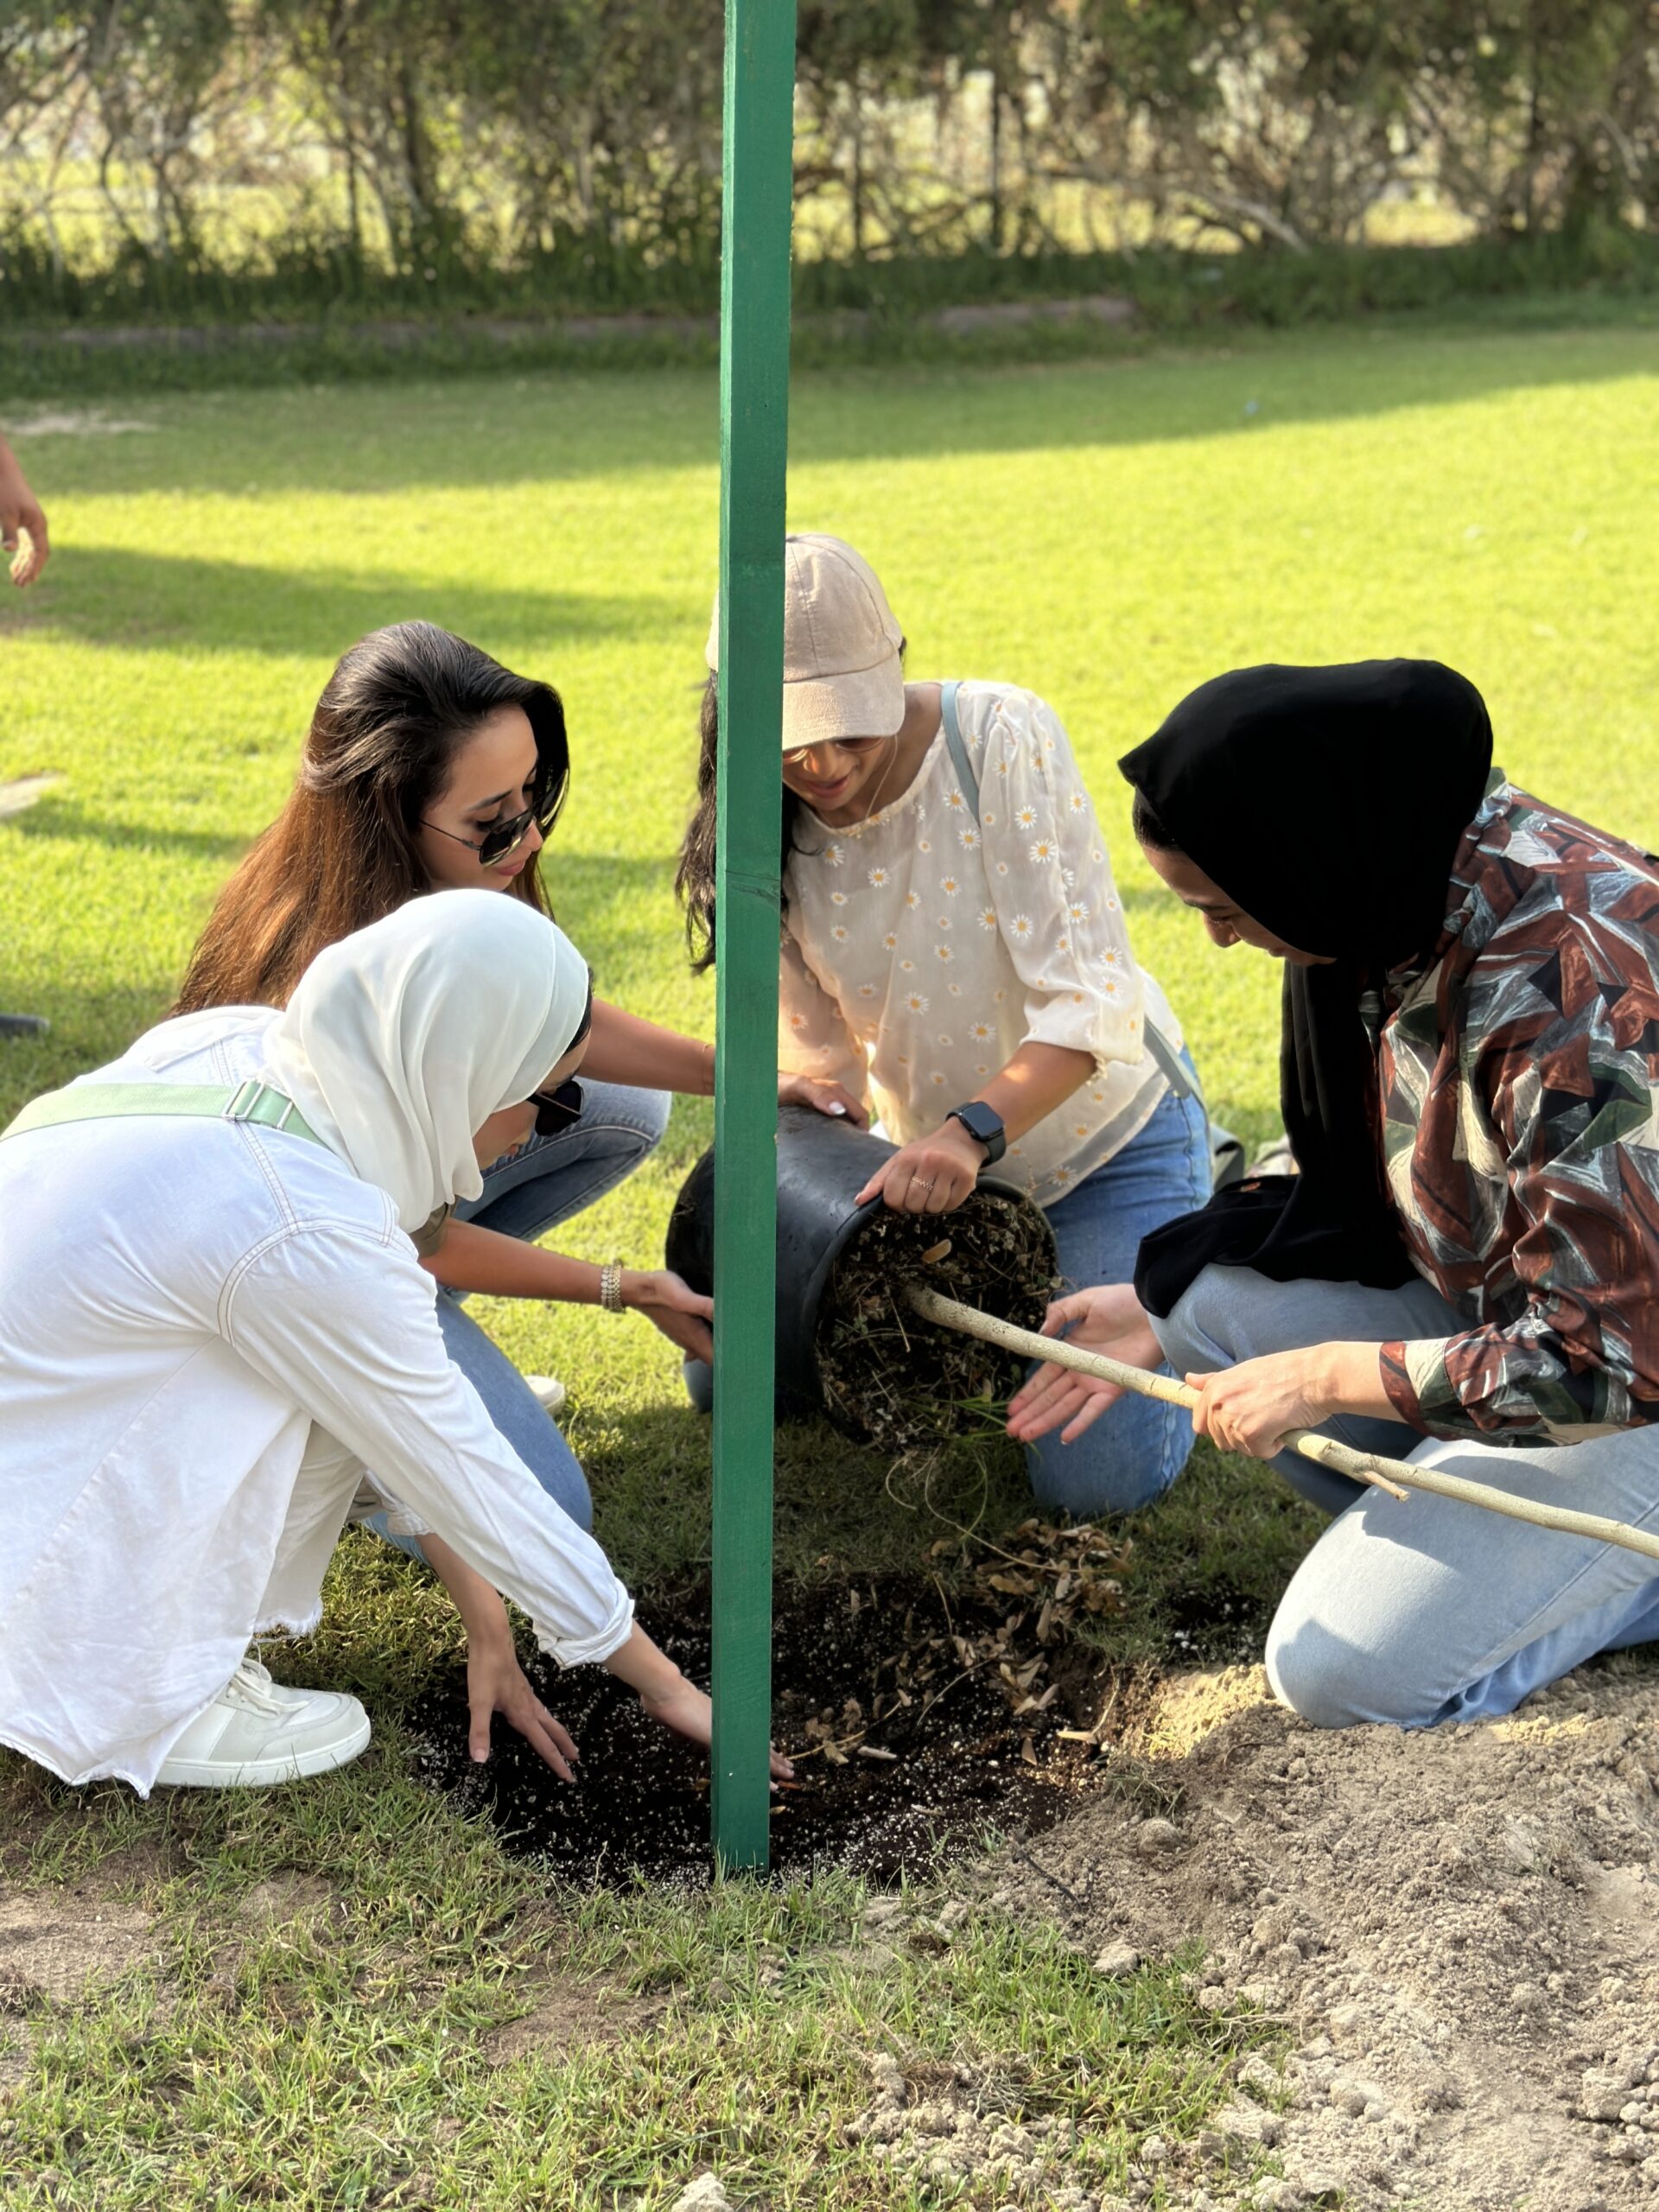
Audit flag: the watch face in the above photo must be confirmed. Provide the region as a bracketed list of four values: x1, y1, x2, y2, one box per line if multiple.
[952, 1103, 1004, 1153]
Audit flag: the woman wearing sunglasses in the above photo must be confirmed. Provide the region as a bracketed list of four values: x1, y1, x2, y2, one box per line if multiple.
[175, 622, 855, 1558]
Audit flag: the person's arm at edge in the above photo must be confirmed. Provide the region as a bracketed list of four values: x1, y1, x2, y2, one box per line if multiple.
[0, 430, 49, 587]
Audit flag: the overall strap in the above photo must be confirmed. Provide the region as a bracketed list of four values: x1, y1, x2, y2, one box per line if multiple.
[1, 1077, 324, 1147]
[938, 680, 980, 817]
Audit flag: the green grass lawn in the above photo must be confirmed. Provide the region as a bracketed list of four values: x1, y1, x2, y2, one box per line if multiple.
[3, 318, 1657, 2207]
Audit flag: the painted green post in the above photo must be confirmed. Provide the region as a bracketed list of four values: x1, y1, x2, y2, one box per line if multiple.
[710, 0, 797, 1872]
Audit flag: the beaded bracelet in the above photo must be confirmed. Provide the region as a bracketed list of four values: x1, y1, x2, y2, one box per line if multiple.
[599, 1261, 625, 1314]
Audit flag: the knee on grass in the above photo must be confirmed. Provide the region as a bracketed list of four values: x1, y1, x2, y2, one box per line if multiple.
[1026, 1452, 1174, 1519]
[1024, 1401, 1191, 1518]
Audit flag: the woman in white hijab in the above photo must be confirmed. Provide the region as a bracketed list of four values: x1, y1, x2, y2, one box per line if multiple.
[0, 891, 780, 1795]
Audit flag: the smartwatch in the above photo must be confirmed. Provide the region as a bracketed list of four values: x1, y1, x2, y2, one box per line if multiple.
[945, 1100, 1007, 1165]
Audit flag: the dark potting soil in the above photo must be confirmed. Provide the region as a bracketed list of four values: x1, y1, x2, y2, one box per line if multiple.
[1160, 1576, 1265, 1666]
[815, 1197, 1057, 1453]
[404, 1571, 1125, 1887]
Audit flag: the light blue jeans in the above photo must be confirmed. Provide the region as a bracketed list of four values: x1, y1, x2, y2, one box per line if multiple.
[1156, 1264, 1659, 1726]
[362, 1079, 671, 1556]
[1026, 1074, 1212, 1516]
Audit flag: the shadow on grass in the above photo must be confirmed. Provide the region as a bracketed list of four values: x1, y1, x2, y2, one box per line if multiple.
[0, 544, 677, 661]
[577, 1395, 1040, 1599]
[7, 318, 1655, 499]
[9, 799, 253, 865]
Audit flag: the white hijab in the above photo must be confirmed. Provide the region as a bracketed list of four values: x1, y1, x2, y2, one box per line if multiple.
[267, 890, 589, 1233]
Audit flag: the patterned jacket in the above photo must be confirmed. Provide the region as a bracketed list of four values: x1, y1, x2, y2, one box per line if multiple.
[1378, 772, 1659, 1445]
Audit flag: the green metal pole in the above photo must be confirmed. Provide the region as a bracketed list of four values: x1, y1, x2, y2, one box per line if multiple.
[711, 0, 796, 1872]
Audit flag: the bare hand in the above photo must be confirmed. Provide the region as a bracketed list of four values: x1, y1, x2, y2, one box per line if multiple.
[639, 1676, 795, 1783]
[854, 1120, 985, 1214]
[0, 445, 48, 588]
[1007, 1284, 1163, 1445]
[466, 1630, 580, 1778]
[623, 1267, 715, 1363]
[779, 1071, 868, 1126]
[1185, 1350, 1331, 1459]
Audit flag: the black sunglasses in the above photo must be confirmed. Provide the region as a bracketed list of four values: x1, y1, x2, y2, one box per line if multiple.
[423, 794, 550, 869]
[531, 1077, 585, 1135]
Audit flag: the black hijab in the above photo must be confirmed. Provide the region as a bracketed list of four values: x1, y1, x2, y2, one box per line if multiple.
[1119, 659, 1494, 1316]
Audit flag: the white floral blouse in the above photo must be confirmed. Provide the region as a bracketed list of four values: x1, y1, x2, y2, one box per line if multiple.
[779, 681, 1181, 1205]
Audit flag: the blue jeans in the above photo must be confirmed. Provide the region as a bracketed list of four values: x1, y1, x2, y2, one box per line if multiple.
[362, 1079, 671, 1558]
[1025, 1072, 1212, 1516]
[1155, 1264, 1659, 1726]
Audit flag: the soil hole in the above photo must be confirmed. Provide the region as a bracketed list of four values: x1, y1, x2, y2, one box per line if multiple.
[405, 1567, 1152, 1886]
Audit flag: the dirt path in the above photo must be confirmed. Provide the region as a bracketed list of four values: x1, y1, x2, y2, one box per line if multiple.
[987, 1660, 1658, 2211]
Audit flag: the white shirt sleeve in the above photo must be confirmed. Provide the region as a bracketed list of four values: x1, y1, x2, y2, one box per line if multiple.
[973, 690, 1147, 1073]
[779, 925, 869, 1104]
[223, 1221, 633, 1667]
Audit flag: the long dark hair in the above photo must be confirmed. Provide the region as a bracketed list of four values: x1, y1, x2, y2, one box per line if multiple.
[175, 621, 569, 1012]
[675, 675, 810, 975]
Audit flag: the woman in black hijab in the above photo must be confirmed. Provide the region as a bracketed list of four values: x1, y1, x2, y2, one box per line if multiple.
[1007, 659, 1659, 1730]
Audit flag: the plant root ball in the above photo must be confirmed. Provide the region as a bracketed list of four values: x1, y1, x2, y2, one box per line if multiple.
[815, 1191, 1058, 1452]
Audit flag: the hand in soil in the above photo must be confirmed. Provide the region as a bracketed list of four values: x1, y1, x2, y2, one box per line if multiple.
[855, 1120, 985, 1214]
[467, 1636, 581, 1779]
[639, 1678, 797, 1783]
[621, 1268, 715, 1363]
[778, 1071, 868, 1125]
[1007, 1284, 1161, 1444]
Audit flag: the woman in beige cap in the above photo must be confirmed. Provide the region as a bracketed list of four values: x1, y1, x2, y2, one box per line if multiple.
[677, 534, 1211, 1515]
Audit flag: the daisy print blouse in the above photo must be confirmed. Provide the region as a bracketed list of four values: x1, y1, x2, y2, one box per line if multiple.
[779, 681, 1182, 1205]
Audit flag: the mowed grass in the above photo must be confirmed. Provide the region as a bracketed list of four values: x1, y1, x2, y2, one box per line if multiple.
[2, 320, 1657, 2208]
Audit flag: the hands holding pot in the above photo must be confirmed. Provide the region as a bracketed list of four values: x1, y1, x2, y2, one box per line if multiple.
[854, 1116, 988, 1214]
[618, 1268, 715, 1363]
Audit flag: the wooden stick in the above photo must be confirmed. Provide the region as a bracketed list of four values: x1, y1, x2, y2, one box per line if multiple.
[901, 1283, 1659, 1566]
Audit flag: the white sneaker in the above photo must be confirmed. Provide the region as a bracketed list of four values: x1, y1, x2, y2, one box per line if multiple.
[156, 1658, 371, 1788]
[524, 1373, 567, 1416]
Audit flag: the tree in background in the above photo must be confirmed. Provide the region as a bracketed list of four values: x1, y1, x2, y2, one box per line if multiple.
[0, 0, 1655, 313]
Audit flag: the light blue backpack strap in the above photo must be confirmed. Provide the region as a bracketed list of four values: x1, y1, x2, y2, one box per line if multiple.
[2, 1077, 323, 1147]
[1141, 1020, 1199, 1103]
[938, 680, 980, 816]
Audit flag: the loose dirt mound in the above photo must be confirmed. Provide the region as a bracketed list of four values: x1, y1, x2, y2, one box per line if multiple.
[988, 1659, 1659, 2212]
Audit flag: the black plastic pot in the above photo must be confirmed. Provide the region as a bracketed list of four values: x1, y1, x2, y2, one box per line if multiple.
[665, 1103, 1055, 1429]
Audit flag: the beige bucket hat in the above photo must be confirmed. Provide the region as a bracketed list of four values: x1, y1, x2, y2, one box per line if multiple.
[705, 532, 906, 748]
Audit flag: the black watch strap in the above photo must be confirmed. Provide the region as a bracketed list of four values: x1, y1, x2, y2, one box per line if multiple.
[946, 1100, 1006, 1165]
